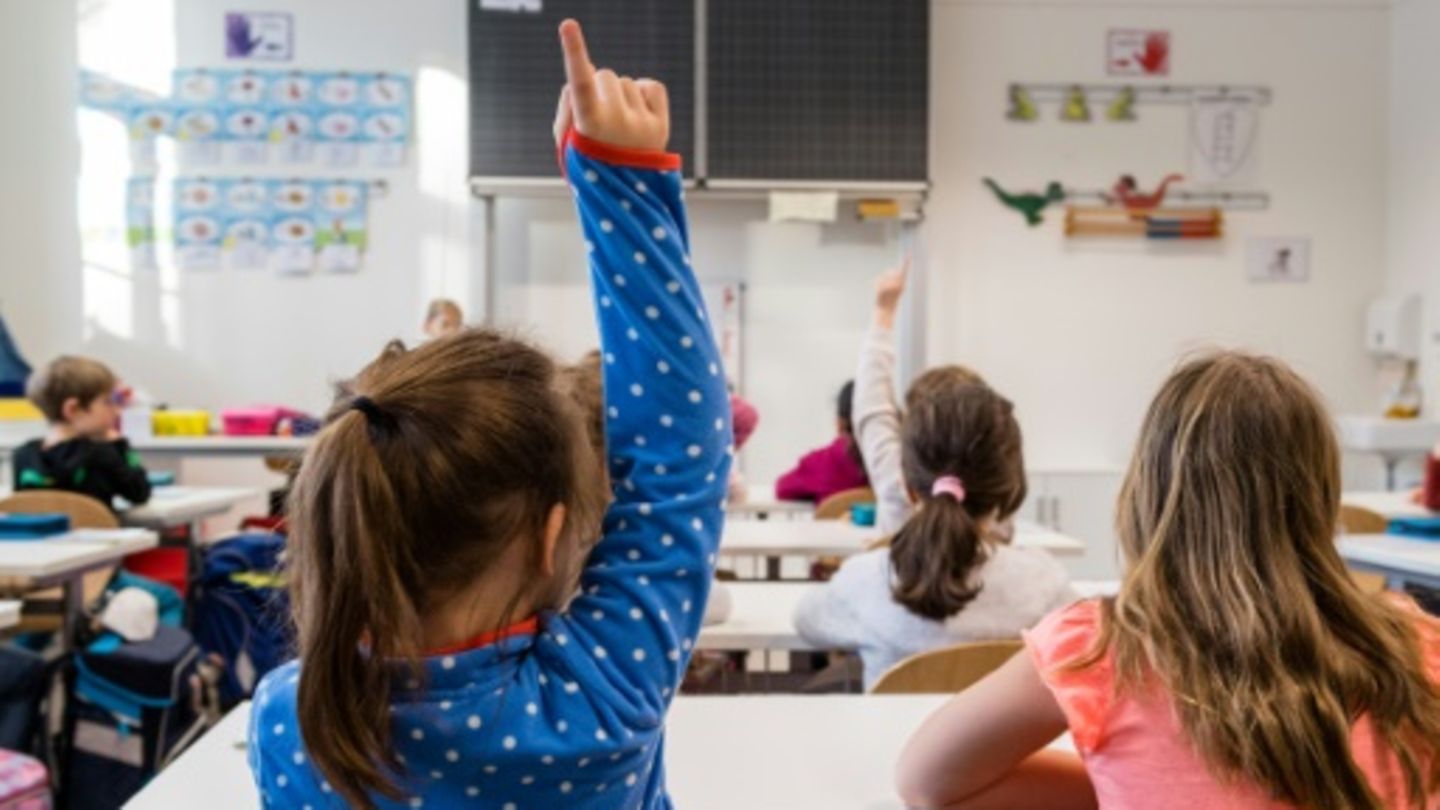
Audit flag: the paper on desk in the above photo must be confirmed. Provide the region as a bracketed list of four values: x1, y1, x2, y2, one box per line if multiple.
[768, 191, 839, 223]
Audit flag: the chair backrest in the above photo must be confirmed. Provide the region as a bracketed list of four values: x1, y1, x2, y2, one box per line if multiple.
[0, 490, 119, 530]
[870, 639, 1023, 695]
[815, 487, 875, 521]
[1338, 504, 1387, 535]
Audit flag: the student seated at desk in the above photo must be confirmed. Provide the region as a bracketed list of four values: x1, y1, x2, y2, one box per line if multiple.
[794, 264, 1073, 689]
[13, 355, 151, 509]
[774, 381, 868, 503]
[897, 353, 1440, 810]
[249, 23, 731, 808]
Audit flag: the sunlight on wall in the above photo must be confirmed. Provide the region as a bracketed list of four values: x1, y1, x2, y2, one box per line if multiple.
[416, 66, 472, 310]
[77, 0, 177, 344]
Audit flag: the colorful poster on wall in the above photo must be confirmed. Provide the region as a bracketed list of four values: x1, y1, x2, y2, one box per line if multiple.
[269, 71, 314, 164]
[220, 179, 270, 270]
[314, 181, 368, 273]
[1107, 30, 1170, 76]
[223, 71, 270, 164]
[174, 178, 223, 271]
[127, 103, 173, 175]
[360, 73, 412, 167]
[315, 73, 362, 168]
[225, 12, 293, 61]
[269, 180, 317, 275]
[1189, 89, 1262, 186]
[126, 178, 157, 271]
[174, 69, 223, 165]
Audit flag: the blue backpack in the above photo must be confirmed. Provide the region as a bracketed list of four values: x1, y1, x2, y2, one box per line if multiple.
[189, 533, 292, 706]
[0, 312, 31, 398]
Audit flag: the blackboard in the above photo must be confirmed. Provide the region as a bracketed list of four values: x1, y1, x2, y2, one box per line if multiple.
[705, 0, 929, 183]
[468, 0, 696, 181]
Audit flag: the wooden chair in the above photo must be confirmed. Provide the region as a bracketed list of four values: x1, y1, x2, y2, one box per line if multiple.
[0, 491, 120, 631]
[1336, 505, 1391, 594]
[1338, 504, 1388, 535]
[870, 640, 1023, 695]
[814, 487, 876, 521]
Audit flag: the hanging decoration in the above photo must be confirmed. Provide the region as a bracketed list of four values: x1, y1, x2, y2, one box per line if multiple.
[1061, 86, 1090, 122]
[1003, 83, 1270, 125]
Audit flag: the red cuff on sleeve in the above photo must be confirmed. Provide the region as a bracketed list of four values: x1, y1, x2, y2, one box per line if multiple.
[556, 127, 682, 176]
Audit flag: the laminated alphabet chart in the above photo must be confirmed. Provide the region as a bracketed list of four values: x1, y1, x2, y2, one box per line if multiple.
[83, 68, 412, 172]
[174, 178, 369, 274]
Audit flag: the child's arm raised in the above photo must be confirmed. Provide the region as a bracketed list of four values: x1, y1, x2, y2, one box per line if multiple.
[855, 260, 909, 533]
[550, 20, 730, 711]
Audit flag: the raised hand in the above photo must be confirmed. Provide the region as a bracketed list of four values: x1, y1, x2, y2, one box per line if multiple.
[553, 19, 670, 152]
[874, 256, 910, 330]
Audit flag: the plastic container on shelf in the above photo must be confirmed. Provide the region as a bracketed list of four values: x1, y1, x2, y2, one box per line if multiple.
[151, 410, 211, 436]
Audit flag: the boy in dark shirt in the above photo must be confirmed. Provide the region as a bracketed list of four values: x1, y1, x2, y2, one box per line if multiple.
[13, 356, 151, 509]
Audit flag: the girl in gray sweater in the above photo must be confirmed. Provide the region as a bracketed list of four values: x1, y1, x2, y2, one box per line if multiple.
[794, 262, 1075, 688]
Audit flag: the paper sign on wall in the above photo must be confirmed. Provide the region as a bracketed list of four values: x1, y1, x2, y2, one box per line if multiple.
[1107, 30, 1170, 76]
[1246, 237, 1310, 284]
[315, 181, 368, 273]
[174, 179, 223, 271]
[225, 12, 293, 61]
[1189, 90, 1262, 186]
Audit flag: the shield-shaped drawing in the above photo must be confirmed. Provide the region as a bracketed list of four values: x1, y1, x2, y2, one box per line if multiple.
[1189, 91, 1261, 184]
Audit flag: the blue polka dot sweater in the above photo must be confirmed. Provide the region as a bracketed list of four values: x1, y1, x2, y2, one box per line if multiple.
[248, 134, 732, 809]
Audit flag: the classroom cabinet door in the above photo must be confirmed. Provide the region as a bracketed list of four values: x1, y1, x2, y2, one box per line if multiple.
[1044, 472, 1123, 580]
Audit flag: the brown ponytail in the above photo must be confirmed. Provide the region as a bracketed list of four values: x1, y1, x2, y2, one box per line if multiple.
[889, 367, 1025, 621]
[287, 330, 606, 808]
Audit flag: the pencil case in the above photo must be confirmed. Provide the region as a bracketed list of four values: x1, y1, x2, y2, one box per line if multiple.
[1385, 517, 1440, 540]
[0, 513, 71, 540]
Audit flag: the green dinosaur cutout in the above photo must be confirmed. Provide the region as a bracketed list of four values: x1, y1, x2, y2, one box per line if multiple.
[982, 178, 1066, 227]
[1006, 85, 1037, 122]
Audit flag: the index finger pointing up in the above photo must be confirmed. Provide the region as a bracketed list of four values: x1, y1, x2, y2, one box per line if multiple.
[559, 20, 597, 106]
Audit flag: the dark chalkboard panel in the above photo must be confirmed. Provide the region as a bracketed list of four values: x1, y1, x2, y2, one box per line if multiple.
[705, 0, 929, 184]
[468, 0, 695, 181]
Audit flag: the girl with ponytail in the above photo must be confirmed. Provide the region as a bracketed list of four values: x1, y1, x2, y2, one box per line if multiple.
[248, 21, 732, 809]
[793, 266, 1075, 690]
[898, 352, 1440, 809]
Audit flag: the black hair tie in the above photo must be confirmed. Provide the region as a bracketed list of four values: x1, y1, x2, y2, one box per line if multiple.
[349, 395, 396, 436]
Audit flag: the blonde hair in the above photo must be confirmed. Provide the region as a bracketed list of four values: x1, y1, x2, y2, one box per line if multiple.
[27, 355, 117, 422]
[424, 298, 462, 325]
[1080, 351, 1440, 808]
[288, 330, 606, 808]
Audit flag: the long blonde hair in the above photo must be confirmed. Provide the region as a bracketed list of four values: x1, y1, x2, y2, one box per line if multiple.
[1085, 351, 1439, 808]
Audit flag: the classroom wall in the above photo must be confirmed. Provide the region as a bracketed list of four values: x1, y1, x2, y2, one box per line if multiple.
[0, 0, 1397, 500]
[1387, 0, 1440, 420]
[0, 2, 83, 362]
[926, 0, 1391, 483]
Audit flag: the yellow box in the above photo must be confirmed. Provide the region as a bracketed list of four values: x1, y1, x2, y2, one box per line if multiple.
[0, 399, 42, 421]
[152, 410, 211, 436]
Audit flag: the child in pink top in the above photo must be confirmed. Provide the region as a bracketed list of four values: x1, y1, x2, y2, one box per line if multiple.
[774, 381, 869, 503]
[897, 352, 1440, 810]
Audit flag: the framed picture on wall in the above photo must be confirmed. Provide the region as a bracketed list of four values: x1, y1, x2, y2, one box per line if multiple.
[1246, 237, 1311, 284]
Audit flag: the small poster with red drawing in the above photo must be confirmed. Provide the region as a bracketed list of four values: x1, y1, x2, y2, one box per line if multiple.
[1108, 30, 1170, 76]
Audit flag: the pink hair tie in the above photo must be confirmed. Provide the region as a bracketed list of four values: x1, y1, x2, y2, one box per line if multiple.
[931, 476, 966, 503]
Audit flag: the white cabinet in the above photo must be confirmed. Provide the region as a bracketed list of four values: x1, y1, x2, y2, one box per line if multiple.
[1024, 468, 1124, 580]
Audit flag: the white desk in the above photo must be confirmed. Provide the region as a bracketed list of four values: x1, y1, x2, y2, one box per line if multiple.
[120, 486, 262, 531]
[0, 600, 20, 630]
[0, 528, 158, 645]
[1338, 533, 1440, 590]
[700, 583, 818, 651]
[700, 580, 1122, 653]
[725, 484, 814, 520]
[719, 519, 1085, 561]
[1342, 490, 1433, 521]
[128, 695, 1078, 810]
[128, 436, 310, 459]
